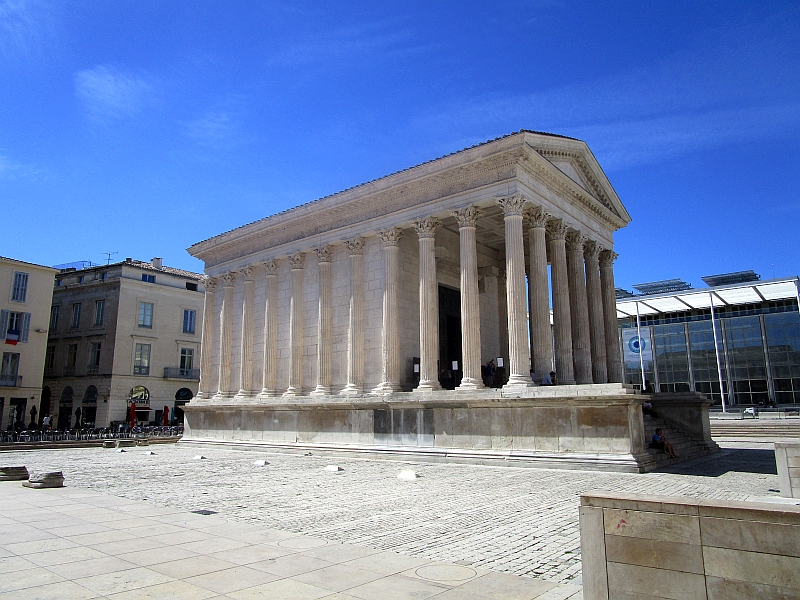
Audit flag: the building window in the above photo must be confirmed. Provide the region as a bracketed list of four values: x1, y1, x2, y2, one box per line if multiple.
[78, 275, 85, 283]
[142, 274, 155, 283]
[186, 282, 198, 291]
[138, 302, 153, 328]
[88, 342, 101, 373]
[56, 279, 62, 287]
[94, 300, 105, 326]
[71, 303, 82, 328]
[45, 346, 55, 374]
[179, 348, 194, 375]
[0, 352, 20, 386]
[50, 306, 59, 331]
[11, 272, 28, 302]
[134, 343, 151, 375]
[183, 309, 196, 334]
[66, 344, 78, 371]
[765, 311, 800, 403]
[0, 310, 30, 344]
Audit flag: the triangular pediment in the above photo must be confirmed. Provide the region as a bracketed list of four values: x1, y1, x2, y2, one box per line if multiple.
[547, 158, 592, 193]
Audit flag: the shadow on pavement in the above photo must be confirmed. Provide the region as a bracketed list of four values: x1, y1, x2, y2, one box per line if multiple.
[655, 448, 777, 477]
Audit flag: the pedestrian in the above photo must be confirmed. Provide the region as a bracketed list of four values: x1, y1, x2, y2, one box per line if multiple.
[42, 414, 51, 429]
[650, 428, 678, 458]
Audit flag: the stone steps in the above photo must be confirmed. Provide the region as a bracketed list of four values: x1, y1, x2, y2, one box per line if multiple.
[643, 416, 717, 469]
[710, 420, 800, 438]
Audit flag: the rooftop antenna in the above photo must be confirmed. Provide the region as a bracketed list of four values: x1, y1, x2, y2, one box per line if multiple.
[103, 252, 118, 265]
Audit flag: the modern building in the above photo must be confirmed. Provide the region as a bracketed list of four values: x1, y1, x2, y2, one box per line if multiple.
[1, 257, 57, 430]
[616, 271, 800, 407]
[45, 257, 205, 429]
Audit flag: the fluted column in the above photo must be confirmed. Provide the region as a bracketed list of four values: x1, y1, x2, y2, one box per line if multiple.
[584, 241, 608, 384]
[284, 252, 305, 397]
[373, 228, 403, 393]
[341, 237, 365, 395]
[312, 246, 333, 396]
[547, 219, 575, 385]
[413, 217, 441, 392]
[217, 271, 236, 397]
[566, 231, 593, 384]
[497, 194, 532, 388]
[454, 206, 484, 390]
[197, 277, 217, 399]
[260, 260, 279, 397]
[525, 206, 553, 381]
[236, 266, 256, 397]
[600, 250, 623, 383]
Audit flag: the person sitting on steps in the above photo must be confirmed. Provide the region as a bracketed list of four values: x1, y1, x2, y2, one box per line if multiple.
[650, 428, 678, 458]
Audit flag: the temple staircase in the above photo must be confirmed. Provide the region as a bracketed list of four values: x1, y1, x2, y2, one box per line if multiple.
[643, 414, 718, 469]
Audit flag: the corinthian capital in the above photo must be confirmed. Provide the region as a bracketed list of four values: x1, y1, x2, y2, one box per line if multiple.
[288, 252, 305, 270]
[565, 231, 588, 253]
[412, 216, 441, 239]
[378, 227, 403, 247]
[545, 218, 568, 240]
[344, 237, 365, 255]
[496, 194, 528, 217]
[599, 249, 619, 267]
[452, 205, 483, 228]
[315, 245, 333, 263]
[204, 276, 217, 293]
[239, 266, 255, 282]
[262, 260, 278, 276]
[524, 205, 550, 228]
[583, 240, 601, 261]
[221, 272, 236, 286]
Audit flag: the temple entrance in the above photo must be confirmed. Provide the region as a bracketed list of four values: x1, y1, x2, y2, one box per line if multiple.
[438, 286, 462, 389]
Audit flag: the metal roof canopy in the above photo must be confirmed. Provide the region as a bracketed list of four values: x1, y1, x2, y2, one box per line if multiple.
[701, 270, 760, 287]
[616, 276, 800, 317]
[631, 279, 692, 295]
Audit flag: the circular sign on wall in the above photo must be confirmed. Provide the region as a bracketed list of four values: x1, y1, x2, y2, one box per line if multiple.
[128, 386, 150, 408]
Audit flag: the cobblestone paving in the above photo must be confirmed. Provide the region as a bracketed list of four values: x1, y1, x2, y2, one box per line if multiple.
[0, 440, 779, 585]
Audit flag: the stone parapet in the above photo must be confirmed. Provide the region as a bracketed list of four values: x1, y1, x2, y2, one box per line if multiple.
[776, 441, 800, 498]
[580, 491, 800, 600]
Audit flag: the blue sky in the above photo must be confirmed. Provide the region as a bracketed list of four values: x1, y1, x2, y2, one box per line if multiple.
[1, 0, 798, 290]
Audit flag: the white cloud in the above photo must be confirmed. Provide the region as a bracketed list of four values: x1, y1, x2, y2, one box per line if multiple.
[0, 153, 42, 180]
[182, 109, 242, 149]
[0, 0, 51, 60]
[74, 65, 154, 123]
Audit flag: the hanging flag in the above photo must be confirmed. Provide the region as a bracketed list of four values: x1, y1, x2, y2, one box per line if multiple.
[5, 329, 19, 345]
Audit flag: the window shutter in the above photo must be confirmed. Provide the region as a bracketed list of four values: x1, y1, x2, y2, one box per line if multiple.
[21, 313, 31, 342]
[0, 309, 7, 341]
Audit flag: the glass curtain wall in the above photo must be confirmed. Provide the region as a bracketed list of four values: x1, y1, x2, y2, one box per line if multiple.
[764, 311, 800, 403]
[653, 324, 690, 393]
[722, 316, 769, 405]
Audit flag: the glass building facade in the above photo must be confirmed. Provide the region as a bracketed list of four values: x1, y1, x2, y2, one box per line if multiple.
[618, 297, 800, 406]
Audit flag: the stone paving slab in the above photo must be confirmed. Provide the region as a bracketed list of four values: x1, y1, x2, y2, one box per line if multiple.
[0, 482, 582, 599]
[0, 440, 778, 592]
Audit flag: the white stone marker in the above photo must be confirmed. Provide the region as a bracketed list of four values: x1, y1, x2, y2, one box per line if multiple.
[397, 470, 419, 481]
[323, 465, 344, 472]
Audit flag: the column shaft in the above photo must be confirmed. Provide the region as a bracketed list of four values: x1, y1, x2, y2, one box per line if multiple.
[284, 253, 305, 396]
[260, 261, 279, 397]
[498, 195, 532, 387]
[413, 217, 441, 391]
[547, 220, 576, 385]
[526, 207, 554, 380]
[374, 228, 403, 393]
[584, 242, 608, 383]
[600, 250, 623, 382]
[341, 238, 365, 395]
[566, 231, 593, 384]
[454, 207, 484, 390]
[236, 267, 255, 397]
[197, 278, 216, 399]
[312, 247, 333, 395]
[217, 272, 236, 397]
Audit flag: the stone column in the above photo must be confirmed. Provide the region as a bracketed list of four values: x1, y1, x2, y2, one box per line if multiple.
[547, 219, 576, 385]
[197, 277, 217, 399]
[566, 231, 593, 384]
[497, 195, 532, 388]
[373, 228, 403, 393]
[525, 206, 553, 381]
[454, 206, 484, 390]
[584, 241, 608, 384]
[284, 252, 305, 397]
[236, 266, 256, 397]
[600, 250, 623, 383]
[341, 237, 365, 395]
[260, 260, 279, 397]
[217, 271, 236, 397]
[413, 216, 441, 392]
[311, 246, 333, 396]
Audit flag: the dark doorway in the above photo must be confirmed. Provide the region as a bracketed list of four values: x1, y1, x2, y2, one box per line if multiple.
[39, 387, 51, 426]
[438, 286, 462, 389]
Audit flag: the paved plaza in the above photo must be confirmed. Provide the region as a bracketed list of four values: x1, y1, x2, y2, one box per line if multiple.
[0, 440, 781, 599]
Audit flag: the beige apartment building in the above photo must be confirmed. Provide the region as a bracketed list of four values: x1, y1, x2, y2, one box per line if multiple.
[1, 256, 57, 430]
[45, 258, 205, 429]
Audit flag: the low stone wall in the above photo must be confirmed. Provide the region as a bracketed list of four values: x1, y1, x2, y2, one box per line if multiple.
[650, 392, 716, 448]
[776, 441, 800, 498]
[182, 387, 669, 472]
[580, 491, 800, 600]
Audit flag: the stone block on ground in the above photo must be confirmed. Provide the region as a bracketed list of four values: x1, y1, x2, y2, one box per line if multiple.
[102, 441, 115, 448]
[22, 471, 64, 488]
[116, 439, 137, 448]
[0, 466, 29, 481]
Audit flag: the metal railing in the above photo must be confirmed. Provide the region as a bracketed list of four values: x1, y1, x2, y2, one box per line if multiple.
[0, 375, 21, 387]
[164, 367, 200, 380]
[0, 426, 184, 444]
